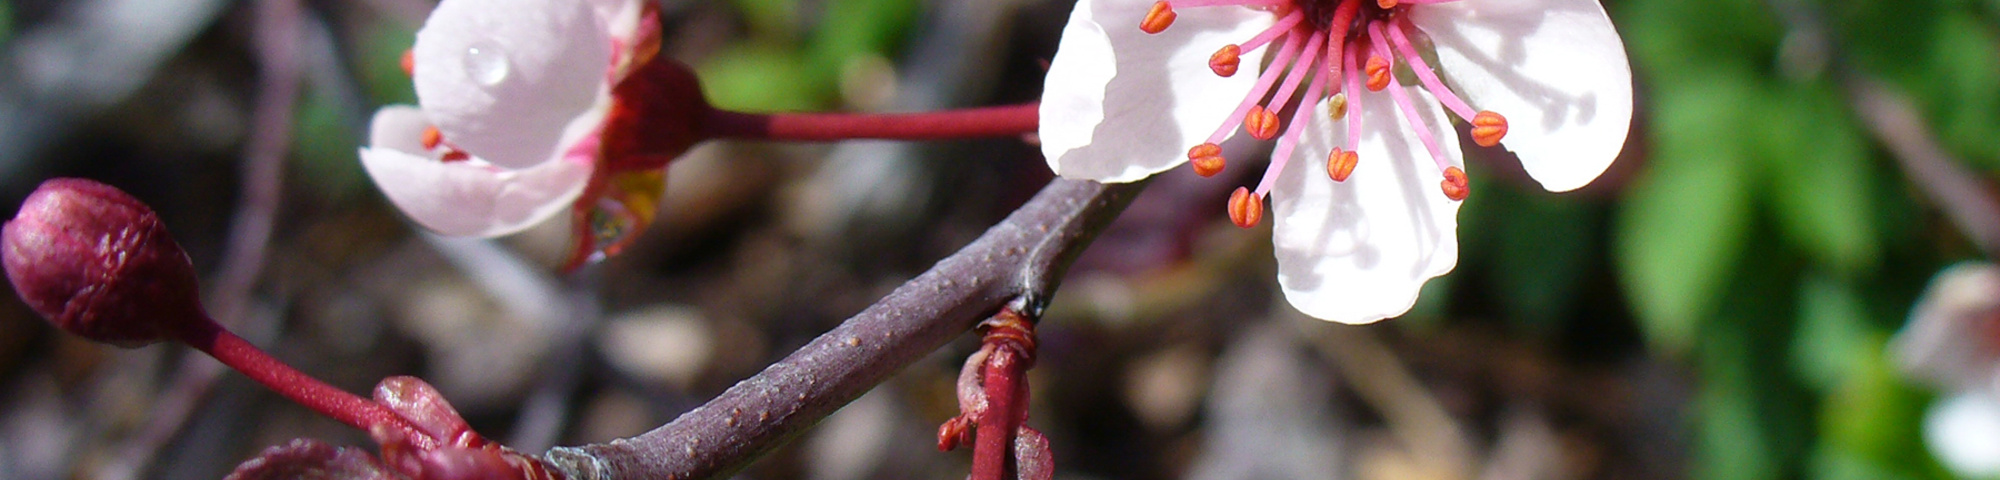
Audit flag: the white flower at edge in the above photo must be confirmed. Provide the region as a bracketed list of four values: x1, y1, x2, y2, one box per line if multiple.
[1038, 0, 1633, 324]
[1890, 263, 2000, 478]
[358, 0, 643, 237]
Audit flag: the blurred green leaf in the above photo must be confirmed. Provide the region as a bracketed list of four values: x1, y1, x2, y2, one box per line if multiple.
[1490, 188, 1597, 333]
[1814, 340, 1945, 480]
[0, 0, 12, 45]
[1617, 0, 1782, 80]
[291, 86, 366, 203]
[807, 0, 920, 70]
[1790, 275, 1873, 391]
[1920, 12, 2000, 165]
[1758, 85, 1878, 275]
[733, 0, 800, 40]
[1616, 75, 1760, 353]
[356, 23, 418, 106]
[704, 41, 828, 112]
[1695, 239, 1811, 480]
[700, 43, 828, 112]
[1834, 0, 2000, 167]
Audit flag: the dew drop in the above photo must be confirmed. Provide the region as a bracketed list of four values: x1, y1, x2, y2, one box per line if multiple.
[463, 40, 510, 87]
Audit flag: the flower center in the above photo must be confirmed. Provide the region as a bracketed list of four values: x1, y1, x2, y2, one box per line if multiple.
[1140, 0, 1509, 228]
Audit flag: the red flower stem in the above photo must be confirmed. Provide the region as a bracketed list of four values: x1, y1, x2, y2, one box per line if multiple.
[971, 309, 1037, 480]
[972, 347, 1023, 480]
[172, 317, 434, 450]
[703, 103, 1038, 142]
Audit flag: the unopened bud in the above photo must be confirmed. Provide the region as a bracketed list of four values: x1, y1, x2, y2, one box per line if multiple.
[2, 178, 203, 347]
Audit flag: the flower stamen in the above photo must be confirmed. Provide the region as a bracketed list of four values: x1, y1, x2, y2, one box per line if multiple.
[1141, 1, 1178, 34]
[1367, 21, 1455, 175]
[1228, 187, 1264, 228]
[1210, 45, 1243, 77]
[1327, 147, 1358, 181]
[1441, 166, 1469, 200]
[1244, 106, 1282, 140]
[1470, 111, 1508, 147]
[1238, 8, 1306, 53]
[421, 126, 444, 150]
[1382, 17, 1509, 147]
[1204, 33, 1305, 145]
[1364, 54, 1393, 91]
[1342, 40, 1365, 161]
[1188, 143, 1227, 177]
[1254, 52, 1331, 197]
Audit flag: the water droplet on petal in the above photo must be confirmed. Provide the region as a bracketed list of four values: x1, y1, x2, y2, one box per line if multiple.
[562, 170, 667, 271]
[463, 40, 510, 87]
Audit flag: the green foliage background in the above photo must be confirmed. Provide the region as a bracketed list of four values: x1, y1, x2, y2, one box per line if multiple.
[1600, 0, 1997, 477]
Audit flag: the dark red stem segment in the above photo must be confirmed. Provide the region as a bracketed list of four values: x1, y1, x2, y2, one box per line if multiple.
[971, 309, 1038, 480]
[173, 318, 434, 450]
[703, 103, 1039, 142]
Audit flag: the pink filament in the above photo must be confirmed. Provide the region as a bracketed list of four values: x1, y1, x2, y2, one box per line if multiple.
[1367, 20, 1453, 173]
[1263, 33, 1326, 120]
[1385, 17, 1477, 120]
[1256, 69, 1332, 196]
[1241, 9, 1306, 52]
[1168, 0, 1286, 7]
[1205, 32, 1306, 145]
[1342, 38, 1364, 154]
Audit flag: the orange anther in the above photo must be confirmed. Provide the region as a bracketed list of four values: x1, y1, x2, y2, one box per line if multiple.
[1140, 1, 1177, 34]
[1188, 143, 1226, 177]
[1328, 93, 1349, 121]
[1244, 106, 1281, 140]
[1441, 166, 1469, 201]
[440, 150, 471, 163]
[1209, 44, 1243, 77]
[1227, 187, 1263, 228]
[1326, 148, 1358, 182]
[421, 126, 444, 150]
[1470, 111, 1508, 147]
[1365, 56, 1393, 91]
[1377, 0, 1398, 8]
[400, 49, 416, 76]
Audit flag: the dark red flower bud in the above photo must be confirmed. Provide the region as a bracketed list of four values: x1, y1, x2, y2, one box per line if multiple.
[3, 178, 203, 347]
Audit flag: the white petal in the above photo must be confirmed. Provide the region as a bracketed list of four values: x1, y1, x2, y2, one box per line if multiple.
[413, 0, 610, 169]
[589, 0, 645, 46]
[1925, 393, 2000, 477]
[1409, 0, 1632, 192]
[359, 107, 591, 237]
[1271, 88, 1463, 324]
[1889, 263, 2000, 392]
[1040, 0, 1276, 183]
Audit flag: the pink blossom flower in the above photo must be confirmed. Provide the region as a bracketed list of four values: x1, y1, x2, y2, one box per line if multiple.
[1039, 0, 1632, 323]
[359, 0, 701, 267]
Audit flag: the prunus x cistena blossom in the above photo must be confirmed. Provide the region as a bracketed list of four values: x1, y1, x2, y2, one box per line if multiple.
[359, 0, 704, 268]
[1038, 0, 1633, 324]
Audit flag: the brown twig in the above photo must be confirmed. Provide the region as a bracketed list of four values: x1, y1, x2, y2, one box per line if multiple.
[96, 2, 302, 477]
[1845, 80, 2000, 258]
[1765, 0, 2000, 259]
[545, 177, 1147, 480]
